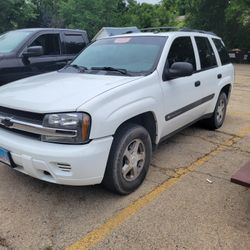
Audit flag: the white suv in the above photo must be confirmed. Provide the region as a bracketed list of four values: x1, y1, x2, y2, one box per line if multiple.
[0, 30, 234, 194]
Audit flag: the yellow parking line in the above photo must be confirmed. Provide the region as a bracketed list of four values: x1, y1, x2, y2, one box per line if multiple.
[66, 126, 250, 250]
[237, 126, 250, 138]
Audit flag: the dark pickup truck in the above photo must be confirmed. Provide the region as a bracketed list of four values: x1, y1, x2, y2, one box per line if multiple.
[0, 28, 89, 86]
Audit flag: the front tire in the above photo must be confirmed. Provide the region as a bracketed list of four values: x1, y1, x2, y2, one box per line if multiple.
[205, 92, 228, 130]
[102, 123, 152, 195]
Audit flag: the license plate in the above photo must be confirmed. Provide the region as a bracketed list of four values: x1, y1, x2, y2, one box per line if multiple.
[0, 148, 11, 166]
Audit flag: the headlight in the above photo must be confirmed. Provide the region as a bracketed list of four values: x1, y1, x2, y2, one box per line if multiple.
[41, 112, 91, 144]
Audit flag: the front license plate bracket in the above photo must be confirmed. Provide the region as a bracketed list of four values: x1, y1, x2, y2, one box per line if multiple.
[0, 148, 15, 168]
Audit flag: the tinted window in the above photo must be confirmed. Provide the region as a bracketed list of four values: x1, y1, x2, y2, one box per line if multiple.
[0, 31, 31, 53]
[167, 37, 196, 71]
[72, 36, 167, 75]
[212, 38, 230, 65]
[195, 37, 217, 69]
[30, 34, 60, 55]
[64, 34, 86, 54]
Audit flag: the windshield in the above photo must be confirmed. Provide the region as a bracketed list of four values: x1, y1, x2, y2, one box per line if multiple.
[0, 31, 31, 53]
[72, 36, 167, 76]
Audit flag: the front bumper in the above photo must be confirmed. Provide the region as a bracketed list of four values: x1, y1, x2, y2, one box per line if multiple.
[0, 128, 113, 185]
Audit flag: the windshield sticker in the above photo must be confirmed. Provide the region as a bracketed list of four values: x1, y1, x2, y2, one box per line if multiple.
[114, 37, 131, 44]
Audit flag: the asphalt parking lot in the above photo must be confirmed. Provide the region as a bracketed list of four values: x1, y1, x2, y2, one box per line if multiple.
[1, 64, 250, 250]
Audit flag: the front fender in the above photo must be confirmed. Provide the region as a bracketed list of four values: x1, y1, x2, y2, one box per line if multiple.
[78, 73, 165, 140]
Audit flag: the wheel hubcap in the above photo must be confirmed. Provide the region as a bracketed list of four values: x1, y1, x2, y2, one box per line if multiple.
[216, 98, 226, 124]
[122, 139, 146, 182]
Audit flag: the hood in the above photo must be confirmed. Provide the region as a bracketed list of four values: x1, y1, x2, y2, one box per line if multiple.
[0, 71, 141, 113]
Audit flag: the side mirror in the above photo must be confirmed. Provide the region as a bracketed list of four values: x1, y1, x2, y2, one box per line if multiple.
[23, 46, 44, 57]
[66, 60, 72, 65]
[163, 62, 194, 81]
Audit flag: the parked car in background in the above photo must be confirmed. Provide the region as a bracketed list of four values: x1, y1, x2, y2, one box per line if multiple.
[228, 48, 250, 63]
[0, 28, 89, 86]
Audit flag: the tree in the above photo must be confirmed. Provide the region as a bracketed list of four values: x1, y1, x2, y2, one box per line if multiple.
[225, 0, 250, 48]
[185, 0, 250, 48]
[0, 0, 249, 49]
[58, 0, 127, 38]
[185, 0, 229, 35]
[30, 0, 64, 28]
[0, 0, 37, 33]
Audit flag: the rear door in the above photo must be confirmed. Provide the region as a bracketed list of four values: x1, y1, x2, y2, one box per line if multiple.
[192, 36, 219, 113]
[160, 35, 207, 136]
[212, 37, 234, 93]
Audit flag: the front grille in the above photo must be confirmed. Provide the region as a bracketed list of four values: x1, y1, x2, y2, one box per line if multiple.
[0, 106, 44, 139]
[0, 106, 44, 125]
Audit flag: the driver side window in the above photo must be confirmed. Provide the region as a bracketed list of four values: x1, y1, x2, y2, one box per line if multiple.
[167, 36, 197, 71]
[29, 34, 60, 56]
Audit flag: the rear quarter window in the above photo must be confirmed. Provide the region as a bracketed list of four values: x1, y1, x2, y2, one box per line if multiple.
[212, 38, 230, 65]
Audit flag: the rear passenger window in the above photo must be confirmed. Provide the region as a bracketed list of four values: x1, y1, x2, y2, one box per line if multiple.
[212, 38, 230, 65]
[30, 34, 60, 55]
[64, 34, 86, 54]
[195, 37, 217, 70]
[167, 36, 196, 71]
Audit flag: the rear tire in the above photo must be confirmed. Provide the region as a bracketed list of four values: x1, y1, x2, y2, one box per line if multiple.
[102, 123, 152, 195]
[204, 92, 228, 130]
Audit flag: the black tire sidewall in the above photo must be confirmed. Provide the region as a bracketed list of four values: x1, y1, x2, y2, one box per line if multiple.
[105, 124, 152, 194]
[214, 92, 227, 128]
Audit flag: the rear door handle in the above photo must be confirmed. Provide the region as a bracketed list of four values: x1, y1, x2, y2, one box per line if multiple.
[195, 81, 201, 87]
[217, 74, 222, 79]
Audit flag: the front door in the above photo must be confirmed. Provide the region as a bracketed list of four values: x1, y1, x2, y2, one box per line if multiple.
[160, 36, 207, 137]
[20, 33, 68, 78]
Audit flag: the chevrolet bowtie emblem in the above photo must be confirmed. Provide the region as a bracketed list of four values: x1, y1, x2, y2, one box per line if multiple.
[1, 117, 14, 128]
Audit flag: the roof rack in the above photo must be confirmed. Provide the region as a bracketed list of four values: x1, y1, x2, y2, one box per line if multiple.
[140, 26, 217, 36]
[180, 28, 217, 36]
[140, 27, 178, 32]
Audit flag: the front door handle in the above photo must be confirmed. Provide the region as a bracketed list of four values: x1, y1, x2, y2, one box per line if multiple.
[217, 74, 222, 79]
[195, 81, 201, 87]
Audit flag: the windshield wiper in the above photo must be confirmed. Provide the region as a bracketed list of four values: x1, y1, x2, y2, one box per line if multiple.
[64, 64, 88, 72]
[91, 66, 130, 76]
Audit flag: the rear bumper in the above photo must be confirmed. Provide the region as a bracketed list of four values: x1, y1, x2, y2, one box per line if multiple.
[0, 128, 113, 185]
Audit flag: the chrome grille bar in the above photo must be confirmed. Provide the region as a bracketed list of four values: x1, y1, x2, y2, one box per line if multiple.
[0, 115, 77, 138]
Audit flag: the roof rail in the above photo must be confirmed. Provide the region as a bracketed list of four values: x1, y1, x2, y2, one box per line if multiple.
[179, 28, 217, 36]
[141, 27, 178, 32]
[140, 26, 217, 36]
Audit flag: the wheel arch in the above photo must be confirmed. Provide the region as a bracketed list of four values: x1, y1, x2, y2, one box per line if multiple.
[114, 111, 158, 147]
[220, 84, 232, 99]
